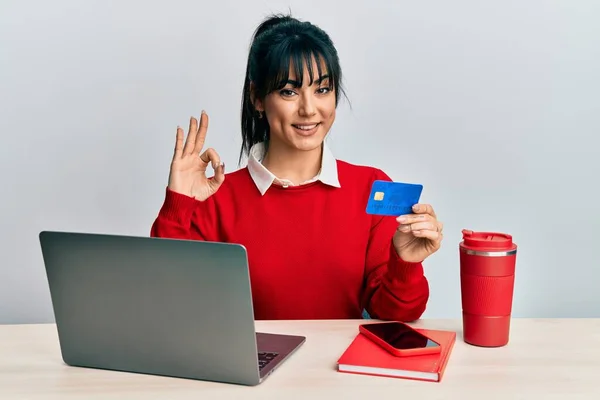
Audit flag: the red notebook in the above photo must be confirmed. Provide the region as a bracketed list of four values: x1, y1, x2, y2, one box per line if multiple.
[337, 328, 456, 382]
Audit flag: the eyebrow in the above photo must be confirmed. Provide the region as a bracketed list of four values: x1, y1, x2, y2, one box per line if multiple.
[284, 74, 330, 87]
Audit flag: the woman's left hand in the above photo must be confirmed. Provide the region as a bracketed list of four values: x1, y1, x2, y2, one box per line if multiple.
[393, 204, 443, 263]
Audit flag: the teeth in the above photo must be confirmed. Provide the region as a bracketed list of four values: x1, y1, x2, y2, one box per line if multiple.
[294, 124, 318, 130]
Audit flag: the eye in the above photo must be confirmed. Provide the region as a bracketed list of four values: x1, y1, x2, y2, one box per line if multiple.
[279, 89, 297, 97]
[317, 87, 331, 94]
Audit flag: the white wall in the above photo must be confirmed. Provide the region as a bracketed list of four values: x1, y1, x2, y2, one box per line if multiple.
[1, 0, 599, 323]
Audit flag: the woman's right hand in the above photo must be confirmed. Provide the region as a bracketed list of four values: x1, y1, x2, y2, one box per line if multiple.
[168, 111, 225, 201]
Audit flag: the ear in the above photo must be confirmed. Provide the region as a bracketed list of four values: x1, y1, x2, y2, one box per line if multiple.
[249, 82, 264, 112]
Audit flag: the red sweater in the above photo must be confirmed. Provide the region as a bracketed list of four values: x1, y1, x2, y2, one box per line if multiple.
[150, 160, 429, 321]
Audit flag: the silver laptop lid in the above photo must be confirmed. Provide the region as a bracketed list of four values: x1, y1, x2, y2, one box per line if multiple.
[39, 231, 262, 385]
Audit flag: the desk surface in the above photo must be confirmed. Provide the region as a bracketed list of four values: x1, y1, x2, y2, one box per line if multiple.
[1, 319, 599, 399]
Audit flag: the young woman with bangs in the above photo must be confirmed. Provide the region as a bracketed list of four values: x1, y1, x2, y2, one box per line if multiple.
[151, 14, 444, 322]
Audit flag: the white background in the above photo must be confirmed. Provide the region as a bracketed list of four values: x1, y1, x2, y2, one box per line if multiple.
[1, 0, 598, 323]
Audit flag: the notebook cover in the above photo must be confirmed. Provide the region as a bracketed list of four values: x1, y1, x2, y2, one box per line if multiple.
[337, 328, 456, 382]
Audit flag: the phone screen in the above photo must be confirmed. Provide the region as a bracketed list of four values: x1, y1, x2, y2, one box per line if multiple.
[362, 322, 439, 350]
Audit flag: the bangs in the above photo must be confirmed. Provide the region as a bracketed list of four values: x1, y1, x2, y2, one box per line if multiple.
[260, 40, 337, 95]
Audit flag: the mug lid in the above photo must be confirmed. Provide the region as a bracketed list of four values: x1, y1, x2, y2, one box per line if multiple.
[461, 229, 515, 250]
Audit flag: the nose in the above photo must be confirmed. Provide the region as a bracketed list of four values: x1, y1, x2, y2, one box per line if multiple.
[298, 93, 317, 117]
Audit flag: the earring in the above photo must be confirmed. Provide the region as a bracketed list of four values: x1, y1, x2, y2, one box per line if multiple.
[258, 110, 263, 119]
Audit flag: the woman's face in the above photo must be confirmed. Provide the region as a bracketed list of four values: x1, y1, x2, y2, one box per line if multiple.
[256, 58, 336, 153]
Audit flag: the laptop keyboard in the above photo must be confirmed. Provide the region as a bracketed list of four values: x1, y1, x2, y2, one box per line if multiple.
[258, 351, 278, 370]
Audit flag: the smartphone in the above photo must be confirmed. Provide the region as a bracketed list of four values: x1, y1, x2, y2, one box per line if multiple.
[359, 321, 441, 357]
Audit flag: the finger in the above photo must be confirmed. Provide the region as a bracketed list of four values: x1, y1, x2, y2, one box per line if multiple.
[212, 161, 226, 185]
[199, 148, 221, 169]
[194, 110, 208, 154]
[396, 213, 435, 225]
[412, 229, 443, 242]
[397, 221, 438, 233]
[183, 116, 198, 155]
[173, 126, 184, 158]
[412, 203, 436, 218]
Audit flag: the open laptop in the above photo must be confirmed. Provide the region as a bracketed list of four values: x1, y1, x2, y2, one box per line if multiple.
[38, 231, 306, 386]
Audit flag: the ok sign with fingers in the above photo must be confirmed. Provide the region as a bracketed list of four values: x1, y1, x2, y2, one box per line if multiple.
[168, 111, 225, 201]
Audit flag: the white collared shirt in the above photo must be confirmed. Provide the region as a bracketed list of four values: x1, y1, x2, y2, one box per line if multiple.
[247, 142, 341, 195]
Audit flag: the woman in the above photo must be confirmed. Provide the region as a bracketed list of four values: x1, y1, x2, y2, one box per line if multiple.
[151, 14, 444, 321]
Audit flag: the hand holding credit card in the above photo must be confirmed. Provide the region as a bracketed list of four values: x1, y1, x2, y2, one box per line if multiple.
[366, 180, 423, 217]
[365, 179, 444, 264]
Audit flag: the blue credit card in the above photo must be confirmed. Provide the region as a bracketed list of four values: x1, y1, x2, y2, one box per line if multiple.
[366, 180, 423, 216]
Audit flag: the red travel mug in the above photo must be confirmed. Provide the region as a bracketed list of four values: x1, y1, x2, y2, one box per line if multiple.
[459, 229, 517, 347]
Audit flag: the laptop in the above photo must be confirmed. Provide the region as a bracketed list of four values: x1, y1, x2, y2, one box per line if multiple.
[38, 231, 306, 386]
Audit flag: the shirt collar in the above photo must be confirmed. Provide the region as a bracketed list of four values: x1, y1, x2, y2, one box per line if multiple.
[247, 142, 341, 195]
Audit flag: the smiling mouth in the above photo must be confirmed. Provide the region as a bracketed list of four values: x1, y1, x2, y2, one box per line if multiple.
[292, 123, 320, 131]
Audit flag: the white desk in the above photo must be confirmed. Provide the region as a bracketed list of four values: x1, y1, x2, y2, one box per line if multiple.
[1, 319, 599, 399]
